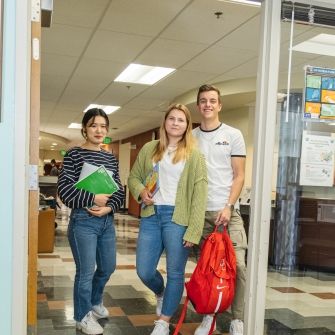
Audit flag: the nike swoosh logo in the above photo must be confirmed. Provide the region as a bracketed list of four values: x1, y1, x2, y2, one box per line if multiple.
[217, 285, 227, 290]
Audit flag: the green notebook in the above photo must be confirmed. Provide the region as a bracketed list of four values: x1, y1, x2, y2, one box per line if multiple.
[75, 165, 119, 195]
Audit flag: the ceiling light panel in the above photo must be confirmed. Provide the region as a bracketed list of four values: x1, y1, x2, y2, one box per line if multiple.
[293, 34, 335, 57]
[217, 0, 261, 7]
[114, 63, 175, 85]
[83, 104, 120, 114]
[68, 123, 82, 129]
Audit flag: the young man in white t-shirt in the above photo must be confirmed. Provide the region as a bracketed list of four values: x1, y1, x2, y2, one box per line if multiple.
[192, 84, 247, 335]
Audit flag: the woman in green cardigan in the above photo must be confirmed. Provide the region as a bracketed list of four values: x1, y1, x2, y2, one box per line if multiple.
[128, 103, 208, 335]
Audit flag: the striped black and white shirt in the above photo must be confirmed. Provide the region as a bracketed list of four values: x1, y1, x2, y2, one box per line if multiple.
[57, 147, 124, 213]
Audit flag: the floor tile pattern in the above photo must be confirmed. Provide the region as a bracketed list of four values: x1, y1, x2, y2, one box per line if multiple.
[37, 210, 335, 334]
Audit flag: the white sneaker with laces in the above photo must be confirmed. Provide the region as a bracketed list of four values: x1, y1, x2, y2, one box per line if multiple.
[155, 294, 164, 316]
[150, 319, 169, 335]
[76, 311, 104, 335]
[92, 303, 109, 319]
[229, 319, 244, 335]
[194, 315, 216, 335]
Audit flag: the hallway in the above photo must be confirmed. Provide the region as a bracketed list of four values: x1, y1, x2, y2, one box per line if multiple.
[37, 210, 335, 334]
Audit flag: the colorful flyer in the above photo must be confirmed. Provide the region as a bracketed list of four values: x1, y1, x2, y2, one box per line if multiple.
[307, 75, 321, 88]
[321, 104, 335, 118]
[304, 66, 335, 121]
[321, 90, 335, 104]
[321, 77, 335, 90]
[305, 102, 321, 118]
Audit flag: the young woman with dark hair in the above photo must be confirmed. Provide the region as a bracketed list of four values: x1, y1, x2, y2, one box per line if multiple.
[58, 108, 124, 334]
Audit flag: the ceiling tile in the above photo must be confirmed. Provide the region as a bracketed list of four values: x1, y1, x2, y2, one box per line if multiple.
[84, 30, 152, 62]
[158, 69, 216, 90]
[213, 57, 258, 81]
[183, 46, 256, 74]
[96, 82, 149, 106]
[41, 53, 78, 76]
[41, 74, 69, 102]
[42, 23, 92, 57]
[100, 0, 191, 36]
[137, 38, 207, 68]
[52, 0, 110, 28]
[161, 0, 260, 44]
[214, 14, 260, 52]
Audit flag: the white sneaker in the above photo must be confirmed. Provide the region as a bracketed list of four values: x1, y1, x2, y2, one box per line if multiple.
[150, 319, 169, 335]
[156, 294, 164, 316]
[194, 315, 216, 335]
[230, 319, 244, 335]
[76, 311, 104, 334]
[92, 303, 109, 319]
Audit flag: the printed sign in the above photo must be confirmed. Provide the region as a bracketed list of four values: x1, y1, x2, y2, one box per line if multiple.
[103, 137, 112, 144]
[299, 131, 335, 187]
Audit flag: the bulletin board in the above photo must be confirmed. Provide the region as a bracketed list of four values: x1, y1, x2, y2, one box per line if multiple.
[304, 66, 335, 121]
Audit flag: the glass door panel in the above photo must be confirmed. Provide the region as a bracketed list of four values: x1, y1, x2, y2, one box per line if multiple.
[265, 3, 335, 334]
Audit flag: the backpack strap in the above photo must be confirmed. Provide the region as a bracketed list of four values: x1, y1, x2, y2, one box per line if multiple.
[208, 314, 217, 335]
[172, 296, 189, 335]
[173, 304, 217, 335]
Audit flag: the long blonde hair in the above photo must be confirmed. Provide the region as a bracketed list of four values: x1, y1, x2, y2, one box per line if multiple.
[152, 103, 195, 164]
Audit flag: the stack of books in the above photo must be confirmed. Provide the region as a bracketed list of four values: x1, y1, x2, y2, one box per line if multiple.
[142, 163, 159, 208]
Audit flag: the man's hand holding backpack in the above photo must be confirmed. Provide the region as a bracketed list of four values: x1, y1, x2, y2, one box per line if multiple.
[173, 226, 237, 335]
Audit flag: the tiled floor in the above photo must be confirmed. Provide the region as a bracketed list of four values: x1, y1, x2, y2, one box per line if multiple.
[37, 209, 335, 334]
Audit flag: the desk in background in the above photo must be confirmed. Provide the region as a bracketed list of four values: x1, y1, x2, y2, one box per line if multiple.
[38, 208, 55, 253]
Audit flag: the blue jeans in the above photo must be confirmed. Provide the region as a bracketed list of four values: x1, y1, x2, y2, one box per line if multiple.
[136, 205, 190, 317]
[68, 208, 116, 321]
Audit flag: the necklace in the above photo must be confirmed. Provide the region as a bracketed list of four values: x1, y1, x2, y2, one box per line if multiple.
[167, 145, 177, 156]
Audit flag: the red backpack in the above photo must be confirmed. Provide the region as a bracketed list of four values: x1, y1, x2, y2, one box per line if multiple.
[173, 226, 236, 335]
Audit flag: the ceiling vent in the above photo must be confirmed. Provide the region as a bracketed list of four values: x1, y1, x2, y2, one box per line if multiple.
[281, 1, 335, 28]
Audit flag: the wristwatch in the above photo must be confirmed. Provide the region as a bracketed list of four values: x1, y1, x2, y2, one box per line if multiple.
[225, 203, 234, 211]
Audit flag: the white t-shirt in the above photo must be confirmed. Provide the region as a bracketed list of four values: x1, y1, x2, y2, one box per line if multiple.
[193, 123, 246, 211]
[153, 151, 185, 206]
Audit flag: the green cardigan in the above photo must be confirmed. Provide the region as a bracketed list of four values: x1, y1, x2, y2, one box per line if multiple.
[128, 140, 208, 244]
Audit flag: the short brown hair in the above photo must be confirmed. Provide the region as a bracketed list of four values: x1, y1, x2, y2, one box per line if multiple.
[197, 84, 221, 104]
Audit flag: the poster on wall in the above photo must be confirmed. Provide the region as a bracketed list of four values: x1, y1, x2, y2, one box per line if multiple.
[299, 131, 335, 187]
[304, 66, 335, 121]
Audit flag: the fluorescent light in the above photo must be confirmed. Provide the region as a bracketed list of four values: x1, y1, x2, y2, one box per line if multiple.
[51, 142, 58, 146]
[114, 63, 175, 85]
[83, 104, 120, 115]
[293, 34, 335, 57]
[68, 123, 82, 129]
[217, 0, 261, 7]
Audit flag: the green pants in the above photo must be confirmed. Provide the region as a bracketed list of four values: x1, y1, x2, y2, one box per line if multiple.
[195, 210, 248, 320]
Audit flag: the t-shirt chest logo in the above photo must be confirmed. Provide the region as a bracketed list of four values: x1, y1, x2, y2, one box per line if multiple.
[215, 140, 229, 146]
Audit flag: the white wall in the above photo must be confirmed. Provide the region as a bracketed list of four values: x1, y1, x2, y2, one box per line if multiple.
[222, 106, 253, 188]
